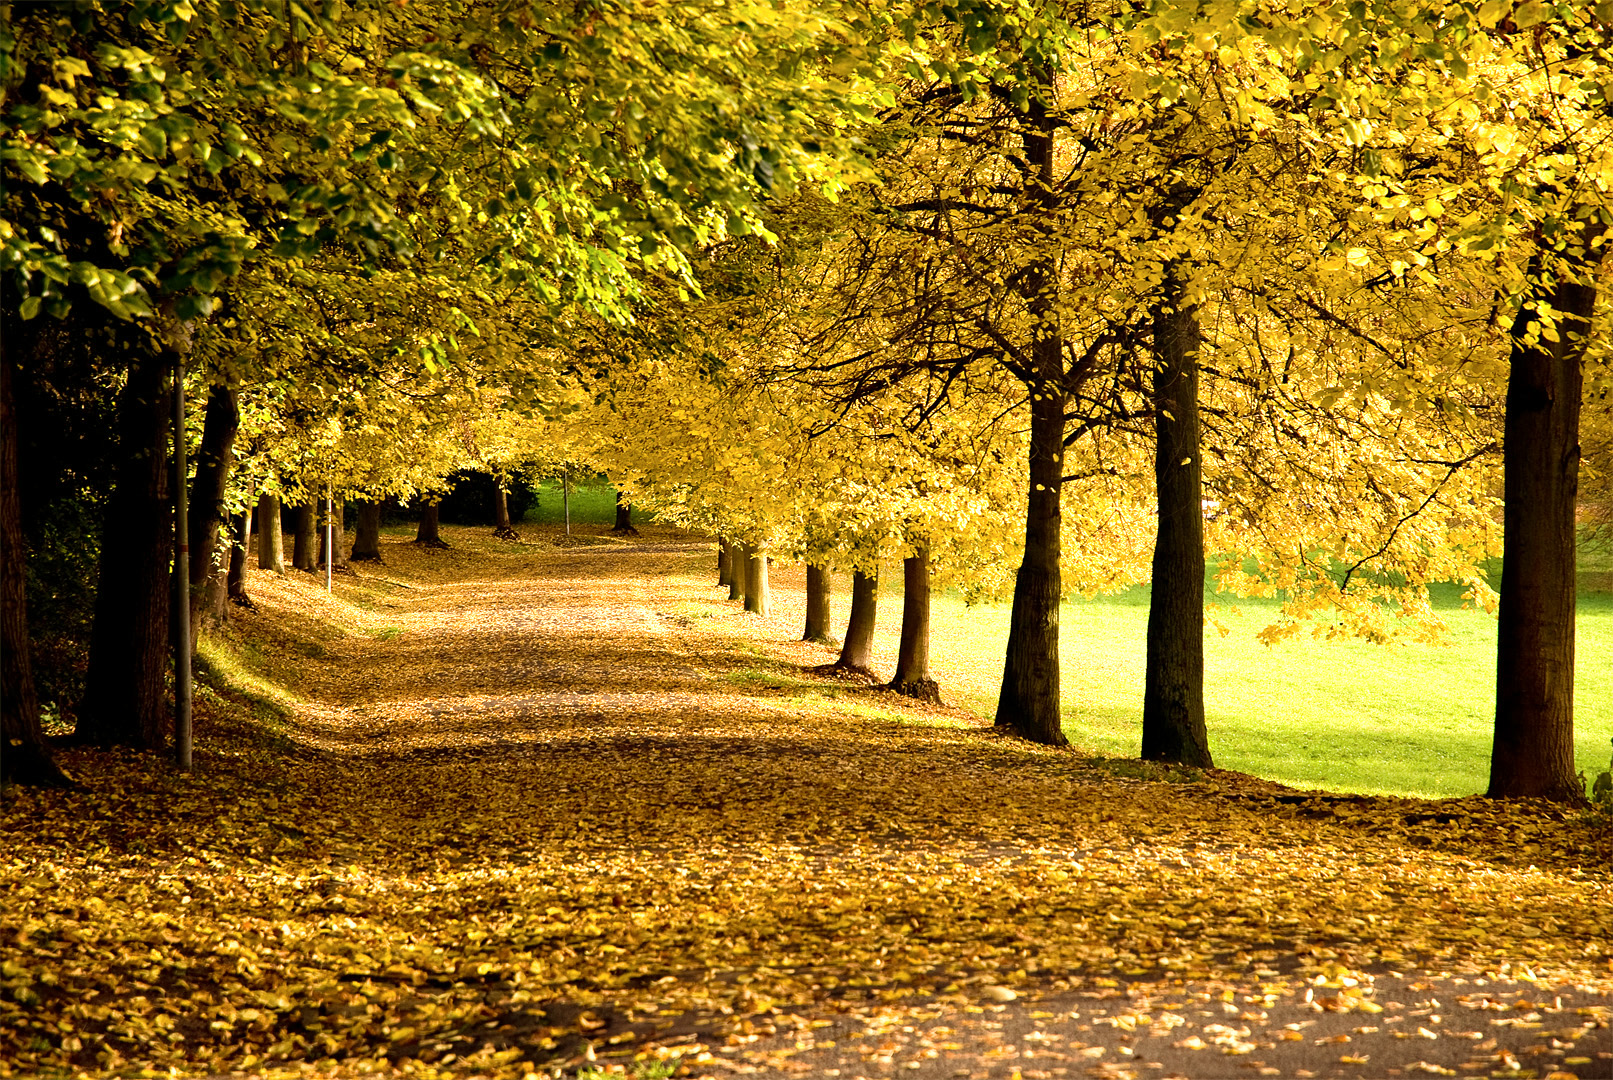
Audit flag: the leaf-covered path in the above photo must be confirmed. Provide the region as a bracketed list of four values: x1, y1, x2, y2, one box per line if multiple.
[3, 528, 1611, 1080]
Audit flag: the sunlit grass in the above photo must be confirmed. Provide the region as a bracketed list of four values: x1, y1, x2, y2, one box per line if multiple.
[923, 563, 1613, 800]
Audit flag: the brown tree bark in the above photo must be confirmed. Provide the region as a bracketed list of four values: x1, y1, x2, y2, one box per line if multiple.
[415, 502, 447, 548]
[224, 509, 252, 609]
[256, 492, 285, 572]
[1, 348, 71, 785]
[291, 502, 317, 569]
[351, 500, 383, 561]
[717, 538, 732, 588]
[804, 562, 835, 645]
[835, 568, 879, 675]
[611, 490, 638, 536]
[728, 542, 746, 601]
[1141, 273, 1213, 768]
[994, 78, 1069, 747]
[492, 484, 519, 540]
[1489, 249, 1600, 802]
[187, 385, 238, 638]
[890, 544, 940, 702]
[79, 351, 173, 749]
[744, 547, 770, 616]
[317, 499, 348, 571]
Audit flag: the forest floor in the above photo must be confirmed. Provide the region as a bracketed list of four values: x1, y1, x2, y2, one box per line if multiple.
[2, 524, 1611, 1080]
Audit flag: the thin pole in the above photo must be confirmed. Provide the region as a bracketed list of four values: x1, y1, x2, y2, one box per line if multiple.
[173, 352, 192, 772]
[325, 491, 333, 593]
[563, 469, 570, 535]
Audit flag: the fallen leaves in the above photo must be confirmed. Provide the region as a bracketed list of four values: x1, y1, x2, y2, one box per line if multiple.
[1, 532, 1610, 1080]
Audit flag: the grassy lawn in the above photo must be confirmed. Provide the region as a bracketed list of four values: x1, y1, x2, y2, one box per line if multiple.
[524, 478, 633, 527]
[905, 541, 1613, 800]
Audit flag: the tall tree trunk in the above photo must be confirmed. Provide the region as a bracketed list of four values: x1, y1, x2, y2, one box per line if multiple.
[611, 490, 638, 536]
[317, 498, 348, 571]
[79, 351, 173, 749]
[292, 502, 317, 569]
[492, 484, 519, 540]
[1, 348, 70, 785]
[718, 538, 732, 588]
[351, 500, 382, 561]
[188, 385, 238, 638]
[256, 492, 285, 572]
[1490, 251, 1599, 802]
[804, 562, 834, 645]
[728, 542, 746, 601]
[994, 78, 1068, 747]
[744, 547, 770, 616]
[415, 502, 447, 547]
[224, 509, 252, 609]
[836, 568, 879, 674]
[890, 544, 940, 702]
[1141, 273, 1213, 768]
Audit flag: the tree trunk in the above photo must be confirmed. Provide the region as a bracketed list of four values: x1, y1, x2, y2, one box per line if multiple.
[611, 490, 638, 535]
[317, 499, 348, 571]
[415, 502, 447, 547]
[1489, 251, 1599, 802]
[256, 493, 284, 572]
[804, 562, 835, 645]
[492, 484, 519, 540]
[836, 568, 879, 674]
[1141, 273, 1213, 768]
[890, 545, 940, 702]
[1, 348, 70, 786]
[728, 542, 746, 601]
[292, 502, 317, 569]
[224, 509, 252, 609]
[351, 500, 382, 561]
[744, 547, 770, 616]
[994, 79, 1068, 747]
[79, 351, 173, 749]
[188, 385, 238, 638]
[718, 538, 732, 588]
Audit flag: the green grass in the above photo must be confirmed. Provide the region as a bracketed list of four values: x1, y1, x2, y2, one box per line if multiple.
[914, 547, 1613, 800]
[525, 478, 642, 527]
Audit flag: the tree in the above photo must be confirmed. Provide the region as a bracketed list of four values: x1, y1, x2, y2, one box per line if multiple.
[889, 542, 939, 702]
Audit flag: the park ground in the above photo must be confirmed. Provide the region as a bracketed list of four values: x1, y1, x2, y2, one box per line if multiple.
[1, 521, 1610, 1080]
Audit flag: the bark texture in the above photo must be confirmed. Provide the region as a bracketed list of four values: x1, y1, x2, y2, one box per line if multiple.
[292, 502, 317, 569]
[224, 509, 252, 609]
[836, 569, 879, 674]
[890, 545, 940, 702]
[611, 491, 638, 536]
[79, 351, 173, 749]
[994, 82, 1069, 746]
[351, 500, 383, 561]
[1, 349, 70, 785]
[187, 385, 238, 635]
[317, 499, 348, 571]
[728, 543, 745, 601]
[743, 548, 770, 616]
[415, 503, 447, 548]
[492, 485, 519, 540]
[717, 539, 732, 589]
[256, 493, 285, 572]
[1141, 274, 1213, 768]
[803, 562, 835, 645]
[1490, 253, 1598, 802]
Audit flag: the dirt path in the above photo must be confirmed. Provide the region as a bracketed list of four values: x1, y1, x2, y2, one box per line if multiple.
[2, 527, 1610, 1080]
